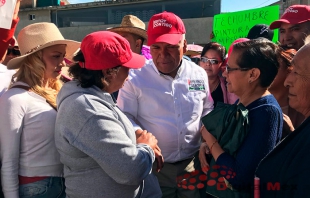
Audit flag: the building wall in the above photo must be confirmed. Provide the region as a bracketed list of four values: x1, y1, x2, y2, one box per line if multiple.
[20, 0, 34, 9]
[16, 10, 51, 34]
[17, 10, 213, 45]
[286, 0, 309, 4]
[59, 17, 213, 45]
[282, 0, 310, 10]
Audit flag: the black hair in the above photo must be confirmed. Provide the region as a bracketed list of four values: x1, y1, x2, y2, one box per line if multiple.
[201, 42, 226, 61]
[69, 50, 105, 89]
[233, 38, 280, 88]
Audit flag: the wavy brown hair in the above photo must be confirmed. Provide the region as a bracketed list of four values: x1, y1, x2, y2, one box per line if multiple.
[277, 47, 296, 72]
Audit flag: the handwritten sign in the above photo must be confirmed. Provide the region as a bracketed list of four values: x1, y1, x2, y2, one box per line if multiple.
[0, 0, 17, 29]
[212, 5, 279, 51]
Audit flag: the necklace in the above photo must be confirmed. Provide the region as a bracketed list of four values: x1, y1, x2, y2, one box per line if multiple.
[211, 79, 220, 93]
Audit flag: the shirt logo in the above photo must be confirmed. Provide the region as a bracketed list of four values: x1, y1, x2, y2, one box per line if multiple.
[153, 19, 172, 28]
[188, 79, 205, 91]
[284, 7, 298, 14]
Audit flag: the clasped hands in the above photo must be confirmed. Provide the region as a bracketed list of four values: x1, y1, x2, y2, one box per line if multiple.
[135, 129, 164, 172]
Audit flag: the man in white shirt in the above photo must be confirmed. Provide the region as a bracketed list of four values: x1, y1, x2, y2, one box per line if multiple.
[118, 11, 213, 198]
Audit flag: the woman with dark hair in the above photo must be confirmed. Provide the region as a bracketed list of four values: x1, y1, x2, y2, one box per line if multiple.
[269, 47, 304, 139]
[200, 38, 283, 197]
[54, 31, 162, 198]
[199, 42, 237, 106]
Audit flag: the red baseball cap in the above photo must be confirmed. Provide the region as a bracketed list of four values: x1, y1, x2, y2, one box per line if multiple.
[270, 5, 310, 30]
[147, 11, 186, 46]
[80, 31, 145, 70]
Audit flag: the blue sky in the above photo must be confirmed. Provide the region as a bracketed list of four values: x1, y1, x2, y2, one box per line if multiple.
[221, 0, 279, 12]
[68, 0, 280, 12]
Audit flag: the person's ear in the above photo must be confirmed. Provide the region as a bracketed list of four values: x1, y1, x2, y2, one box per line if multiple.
[102, 69, 116, 83]
[135, 39, 143, 51]
[182, 39, 187, 54]
[219, 61, 223, 67]
[248, 68, 260, 83]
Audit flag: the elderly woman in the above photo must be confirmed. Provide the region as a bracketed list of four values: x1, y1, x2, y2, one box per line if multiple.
[255, 39, 310, 198]
[269, 47, 304, 139]
[54, 31, 162, 198]
[0, 23, 80, 198]
[200, 39, 283, 197]
[199, 42, 237, 106]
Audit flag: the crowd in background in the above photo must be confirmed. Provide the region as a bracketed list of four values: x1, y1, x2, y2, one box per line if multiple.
[1, 1, 310, 198]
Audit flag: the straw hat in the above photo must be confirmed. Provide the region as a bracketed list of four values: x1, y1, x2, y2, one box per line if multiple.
[7, 22, 80, 70]
[107, 15, 147, 40]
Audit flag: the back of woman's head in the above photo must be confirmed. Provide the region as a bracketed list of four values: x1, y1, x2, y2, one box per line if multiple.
[201, 42, 226, 61]
[233, 38, 279, 88]
[69, 50, 106, 89]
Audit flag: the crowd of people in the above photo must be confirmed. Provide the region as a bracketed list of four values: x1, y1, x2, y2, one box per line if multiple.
[0, 1, 310, 198]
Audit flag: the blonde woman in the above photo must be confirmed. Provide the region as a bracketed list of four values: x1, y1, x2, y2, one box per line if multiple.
[0, 23, 79, 198]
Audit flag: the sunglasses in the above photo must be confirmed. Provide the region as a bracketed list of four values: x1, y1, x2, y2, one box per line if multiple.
[7, 47, 21, 56]
[225, 64, 251, 73]
[200, 57, 220, 65]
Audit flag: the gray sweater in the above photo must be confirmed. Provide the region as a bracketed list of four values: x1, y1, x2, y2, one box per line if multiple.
[55, 80, 160, 198]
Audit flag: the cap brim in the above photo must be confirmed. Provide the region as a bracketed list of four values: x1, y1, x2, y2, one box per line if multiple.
[7, 40, 80, 70]
[123, 53, 145, 69]
[270, 19, 309, 29]
[147, 34, 183, 46]
[108, 27, 147, 40]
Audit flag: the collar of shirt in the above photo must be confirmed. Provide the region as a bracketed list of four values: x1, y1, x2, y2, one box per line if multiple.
[149, 60, 185, 79]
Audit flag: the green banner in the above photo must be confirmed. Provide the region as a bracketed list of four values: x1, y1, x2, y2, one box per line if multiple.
[212, 5, 279, 51]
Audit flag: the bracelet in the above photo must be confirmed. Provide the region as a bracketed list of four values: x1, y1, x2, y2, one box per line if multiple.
[209, 140, 218, 154]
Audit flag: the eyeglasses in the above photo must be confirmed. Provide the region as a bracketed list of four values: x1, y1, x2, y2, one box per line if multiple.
[225, 64, 251, 73]
[7, 47, 21, 56]
[200, 57, 220, 65]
